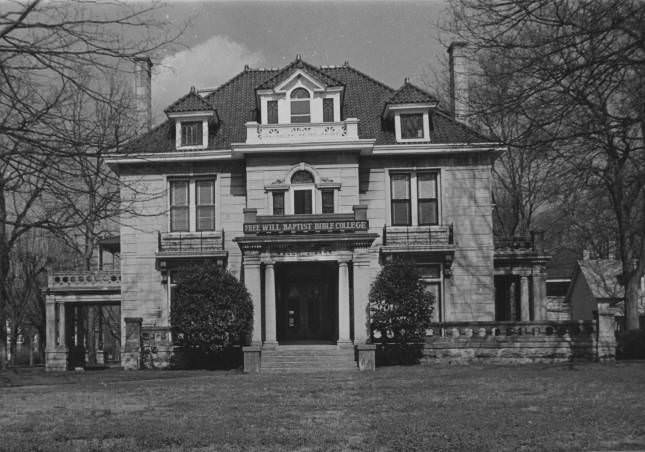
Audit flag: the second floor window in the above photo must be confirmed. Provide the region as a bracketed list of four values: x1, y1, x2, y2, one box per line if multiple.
[391, 173, 411, 226]
[290, 88, 310, 123]
[321, 190, 334, 214]
[169, 178, 216, 232]
[272, 192, 285, 215]
[181, 121, 203, 146]
[170, 181, 189, 232]
[196, 180, 215, 231]
[390, 171, 439, 226]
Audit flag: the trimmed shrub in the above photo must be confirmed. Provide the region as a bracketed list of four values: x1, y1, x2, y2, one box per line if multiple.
[616, 329, 645, 360]
[369, 260, 434, 365]
[170, 262, 253, 369]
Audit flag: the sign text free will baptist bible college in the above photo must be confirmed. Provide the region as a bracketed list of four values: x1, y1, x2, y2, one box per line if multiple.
[243, 220, 369, 234]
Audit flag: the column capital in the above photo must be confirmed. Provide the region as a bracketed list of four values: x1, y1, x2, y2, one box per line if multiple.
[243, 254, 261, 267]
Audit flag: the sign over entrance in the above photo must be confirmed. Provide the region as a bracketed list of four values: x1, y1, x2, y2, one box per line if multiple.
[244, 220, 369, 234]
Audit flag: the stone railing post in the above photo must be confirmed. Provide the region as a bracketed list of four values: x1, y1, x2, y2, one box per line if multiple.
[122, 317, 143, 370]
[357, 344, 376, 371]
[596, 302, 616, 362]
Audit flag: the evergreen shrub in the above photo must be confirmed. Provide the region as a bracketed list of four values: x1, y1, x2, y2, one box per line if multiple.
[369, 260, 434, 365]
[170, 262, 253, 369]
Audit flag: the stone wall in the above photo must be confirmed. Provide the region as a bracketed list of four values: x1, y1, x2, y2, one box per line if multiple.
[421, 314, 615, 364]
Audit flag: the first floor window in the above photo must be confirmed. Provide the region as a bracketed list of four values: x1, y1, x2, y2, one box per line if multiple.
[321, 190, 334, 214]
[418, 263, 442, 321]
[170, 180, 189, 232]
[196, 180, 215, 231]
[400, 113, 424, 139]
[272, 192, 285, 215]
[181, 121, 203, 146]
[391, 173, 411, 226]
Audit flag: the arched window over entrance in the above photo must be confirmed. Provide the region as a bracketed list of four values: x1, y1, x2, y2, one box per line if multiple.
[290, 88, 311, 123]
[291, 170, 314, 214]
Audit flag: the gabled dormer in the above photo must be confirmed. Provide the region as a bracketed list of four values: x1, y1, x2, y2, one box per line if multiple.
[165, 87, 218, 150]
[255, 56, 344, 125]
[383, 81, 439, 143]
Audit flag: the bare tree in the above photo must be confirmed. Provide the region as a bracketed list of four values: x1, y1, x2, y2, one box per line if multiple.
[447, 0, 645, 329]
[0, 0, 180, 367]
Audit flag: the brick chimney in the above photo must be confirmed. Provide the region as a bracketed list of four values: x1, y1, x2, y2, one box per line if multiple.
[133, 57, 153, 134]
[448, 42, 470, 123]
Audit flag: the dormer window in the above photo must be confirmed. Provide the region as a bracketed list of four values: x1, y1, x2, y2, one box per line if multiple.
[181, 121, 203, 146]
[290, 88, 311, 123]
[400, 113, 424, 139]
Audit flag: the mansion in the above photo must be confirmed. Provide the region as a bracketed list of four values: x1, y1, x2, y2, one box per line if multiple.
[45, 45, 555, 371]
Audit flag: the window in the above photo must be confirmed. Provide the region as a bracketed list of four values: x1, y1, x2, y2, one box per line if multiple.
[272, 192, 285, 215]
[391, 173, 411, 226]
[181, 121, 203, 146]
[267, 100, 278, 124]
[322, 190, 334, 214]
[418, 263, 442, 321]
[417, 173, 438, 225]
[291, 170, 314, 214]
[169, 178, 216, 232]
[400, 114, 424, 139]
[390, 170, 440, 226]
[323, 98, 334, 122]
[170, 181, 189, 232]
[546, 281, 570, 297]
[196, 180, 215, 231]
[290, 88, 310, 123]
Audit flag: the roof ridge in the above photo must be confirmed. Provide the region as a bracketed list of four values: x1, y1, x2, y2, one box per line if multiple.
[256, 58, 345, 90]
[323, 64, 396, 94]
[202, 68, 280, 103]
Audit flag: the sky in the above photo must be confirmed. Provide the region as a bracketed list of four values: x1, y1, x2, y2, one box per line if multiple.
[149, 1, 451, 124]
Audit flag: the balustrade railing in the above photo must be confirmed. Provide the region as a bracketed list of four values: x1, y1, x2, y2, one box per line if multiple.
[245, 119, 360, 144]
[49, 270, 121, 290]
[425, 321, 596, 339]
[382, 224, 454, 248]
[158, 230, 225, 254]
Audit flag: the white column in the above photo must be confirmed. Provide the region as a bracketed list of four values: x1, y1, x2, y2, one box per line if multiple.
[338, 259, 351, 346]
[45, 296, 57, 351]
[264, 261, 277, 347]
[352, 251, 373, 343]
[243, 255, 263, 345]
[520, 275, 530, 321]
[532, 273, 546, 321]
[58, 302, 66, 348]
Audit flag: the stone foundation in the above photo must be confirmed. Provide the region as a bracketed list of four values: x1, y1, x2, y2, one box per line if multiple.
[45, 348, 68, 371]
[141, 326, 173, 369]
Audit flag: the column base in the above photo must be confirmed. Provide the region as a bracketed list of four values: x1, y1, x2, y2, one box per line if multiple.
[263, 341, 278, 350]
[243, 345, 262, 373]
[45, 348, 68, 371]
[337, 340, 354, 349]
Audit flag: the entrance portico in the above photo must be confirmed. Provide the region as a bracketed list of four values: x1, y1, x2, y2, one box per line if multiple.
[235, 207, 377, 349]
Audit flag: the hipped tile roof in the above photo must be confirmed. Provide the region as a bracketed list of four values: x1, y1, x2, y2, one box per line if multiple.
[125, 59, 492, 154]
[164, 88, 213, 114]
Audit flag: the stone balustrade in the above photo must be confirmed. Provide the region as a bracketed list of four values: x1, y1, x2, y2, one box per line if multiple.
[417, 318, 614, 364]
[426, 320, 596, 339]
[245, 119, 360, 144]
[48, 270, 121, 291]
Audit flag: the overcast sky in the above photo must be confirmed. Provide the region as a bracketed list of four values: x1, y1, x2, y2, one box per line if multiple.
[150, 1, 450, 124]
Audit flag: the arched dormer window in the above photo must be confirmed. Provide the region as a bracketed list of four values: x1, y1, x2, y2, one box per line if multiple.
[291, 170, 314, 214]
[290, 88, 310, 123]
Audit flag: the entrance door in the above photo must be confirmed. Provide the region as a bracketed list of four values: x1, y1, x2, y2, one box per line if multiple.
[277, 262, 337, 342]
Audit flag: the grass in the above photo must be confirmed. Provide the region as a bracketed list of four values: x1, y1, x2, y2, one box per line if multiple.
[1, 362, 645, 451]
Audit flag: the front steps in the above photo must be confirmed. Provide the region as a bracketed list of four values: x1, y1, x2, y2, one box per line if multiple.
[260, 344, 356, 373]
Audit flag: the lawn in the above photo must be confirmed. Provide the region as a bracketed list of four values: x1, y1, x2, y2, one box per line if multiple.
[1, 363, 645, 451]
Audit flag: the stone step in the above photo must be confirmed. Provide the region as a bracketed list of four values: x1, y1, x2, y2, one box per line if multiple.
[260, 345, 356, 372]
